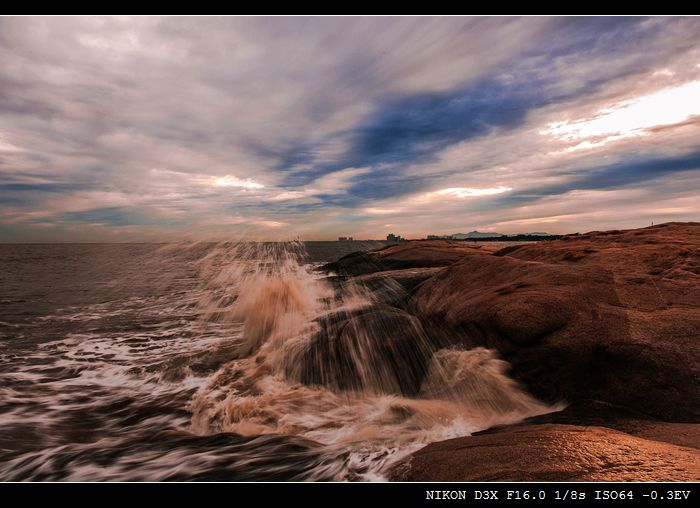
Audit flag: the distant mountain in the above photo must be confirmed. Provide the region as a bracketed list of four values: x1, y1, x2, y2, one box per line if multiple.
[515, 232, 552, 236]
[450, 231, 553, 240]
[451, 231, 504, 239]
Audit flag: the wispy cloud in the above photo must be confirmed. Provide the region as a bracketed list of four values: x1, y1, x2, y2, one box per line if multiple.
[212, 175, 265, 189]
[432, 187, 512, 198]
[1, 16, 699, 241]
[542, 79, 700, 151]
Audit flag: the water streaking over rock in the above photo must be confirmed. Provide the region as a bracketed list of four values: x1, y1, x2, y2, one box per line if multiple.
[187, 241, 557, 480]
[0, 240, 557, 481]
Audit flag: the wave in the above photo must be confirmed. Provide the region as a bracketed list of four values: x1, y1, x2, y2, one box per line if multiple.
[0, 241, 561, 481]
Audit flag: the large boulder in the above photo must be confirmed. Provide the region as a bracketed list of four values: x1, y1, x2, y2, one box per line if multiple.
[410, 222, 700, 421]
[321, 240, 496, 276]
[518, 400, 700, 449]
[350, 267, 445, 307]
[389, 423, 700, 481]
[289, 305, 434, 395]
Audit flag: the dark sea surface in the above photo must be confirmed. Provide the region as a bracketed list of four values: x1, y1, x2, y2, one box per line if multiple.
[0, 242, 555, 481]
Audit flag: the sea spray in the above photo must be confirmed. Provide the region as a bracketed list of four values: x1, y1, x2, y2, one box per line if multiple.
[187, 241, 561, 479]
[0, 241, 561, 481]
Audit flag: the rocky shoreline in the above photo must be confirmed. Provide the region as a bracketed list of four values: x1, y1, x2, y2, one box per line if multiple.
[320, 222, 700, 481]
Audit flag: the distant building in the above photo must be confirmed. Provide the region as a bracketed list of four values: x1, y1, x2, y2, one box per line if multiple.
[386, 233, 402, 242]
[338, 236, 353, 242]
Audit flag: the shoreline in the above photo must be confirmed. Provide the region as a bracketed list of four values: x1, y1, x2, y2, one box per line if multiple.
[318, 222, 700, 482]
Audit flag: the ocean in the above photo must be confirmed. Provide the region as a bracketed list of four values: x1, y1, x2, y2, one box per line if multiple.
[0, 242, 555, 481]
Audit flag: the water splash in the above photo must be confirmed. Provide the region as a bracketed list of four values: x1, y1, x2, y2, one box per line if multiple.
[187, 241, 560, 480]
[0, 240, 561, 481]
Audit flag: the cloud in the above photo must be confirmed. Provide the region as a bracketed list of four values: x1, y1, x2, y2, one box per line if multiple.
[1, 16, 699, 241]
[542, 79, 700, 151]
[432, 186, 512, 198]
[494, 149, 700, 207]
[212, 175, 264, 189]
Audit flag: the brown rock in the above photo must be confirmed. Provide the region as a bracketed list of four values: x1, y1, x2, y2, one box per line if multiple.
[410, 222, 700, 421]
[389, 424, 700, 481]
[490, 401, 700, 449]
[353, 267, 445, 292]
[321, 240, 495, 276]
[290, 305, 434, 395]
[350, 267, 444, 306]
[374, 240, 499, 266]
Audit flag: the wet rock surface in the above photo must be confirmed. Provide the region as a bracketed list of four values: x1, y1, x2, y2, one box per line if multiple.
[389, 423, 700, 481]
[318, 223, 700, 480]
[321, 240, 497, 276]
[292, 305, 434, 394]
[409, 223, 700, 421]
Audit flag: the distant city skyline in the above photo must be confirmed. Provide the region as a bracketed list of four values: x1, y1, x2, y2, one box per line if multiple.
[334, 230, 559, 242]
[1, 16, 699, 242]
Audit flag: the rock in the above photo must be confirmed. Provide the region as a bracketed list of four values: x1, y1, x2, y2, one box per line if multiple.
[321, 240, 495, 276]
[350, 267, 444, 306]
[290, 305, 434, 395]
[374, 240, 499, 267]
[308, 223, 700, 482]
[321, 251, 386, 277]
[353, 267, 444, 293]
[411, 254, 630, 410]
[410, 222, 700, 421]
[516, 401, 700, 450]
[389, 424, 700, 481]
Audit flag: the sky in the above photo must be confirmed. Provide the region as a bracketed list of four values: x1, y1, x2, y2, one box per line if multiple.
[1, 16, 700, 242]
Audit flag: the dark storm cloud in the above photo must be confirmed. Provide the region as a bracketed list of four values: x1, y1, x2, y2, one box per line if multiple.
[497, 150, 700, 206]
[58, 206, 183, 227]
[279, 75, 547, 187]
[274, 16, 683, 204]
[0, 182, 90, 192]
